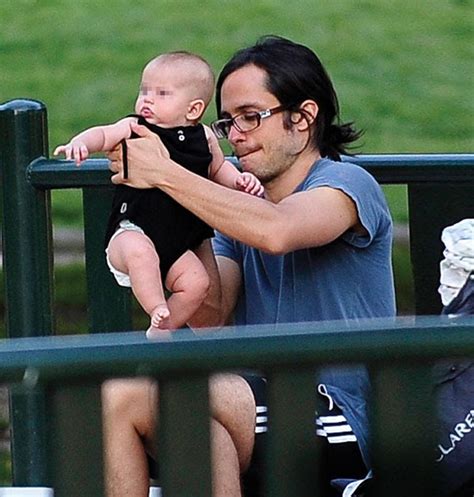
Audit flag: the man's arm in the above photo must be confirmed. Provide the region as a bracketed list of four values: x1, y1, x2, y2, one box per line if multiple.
[108, 123, 360, 254]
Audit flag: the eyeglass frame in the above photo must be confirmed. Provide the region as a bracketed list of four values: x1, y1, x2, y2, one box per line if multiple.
[210, 105, 288, 139]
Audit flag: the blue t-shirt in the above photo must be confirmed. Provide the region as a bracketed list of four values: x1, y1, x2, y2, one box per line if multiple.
[213, 157, 395, 473]
[213, 157, 396, 325]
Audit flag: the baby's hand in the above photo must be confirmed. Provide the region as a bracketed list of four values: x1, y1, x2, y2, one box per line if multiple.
[235, 172, 264, 197]
[53, 140, 89, 166]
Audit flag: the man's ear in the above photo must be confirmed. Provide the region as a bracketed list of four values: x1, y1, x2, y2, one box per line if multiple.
[186, 99, 206, 121]
[292, 100, 318, 130]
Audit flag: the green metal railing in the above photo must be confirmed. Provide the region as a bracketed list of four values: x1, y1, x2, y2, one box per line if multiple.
[0, 98, 473, 496]
[1, 318, 474, 497]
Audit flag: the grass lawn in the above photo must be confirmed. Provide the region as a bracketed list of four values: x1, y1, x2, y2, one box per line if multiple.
[1, 0, 469, 225]
[2, 0, 473, 225]
[1, 0, 472, 155]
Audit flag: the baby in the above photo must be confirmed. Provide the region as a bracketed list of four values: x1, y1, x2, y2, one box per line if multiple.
[54, 51, 263, 336]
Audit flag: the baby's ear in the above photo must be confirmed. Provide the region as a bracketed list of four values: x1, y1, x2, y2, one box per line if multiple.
[186, 99, 206, 121]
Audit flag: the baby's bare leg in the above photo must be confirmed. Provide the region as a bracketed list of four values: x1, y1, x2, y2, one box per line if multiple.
[107, 231, 170, 329]
[146, 250, 210, 338]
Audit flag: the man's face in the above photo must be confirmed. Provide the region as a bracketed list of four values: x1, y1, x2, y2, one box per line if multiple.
[219, 64, 302, 184]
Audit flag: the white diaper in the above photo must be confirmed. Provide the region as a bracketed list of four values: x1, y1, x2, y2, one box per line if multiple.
[105, 220, 145, 287]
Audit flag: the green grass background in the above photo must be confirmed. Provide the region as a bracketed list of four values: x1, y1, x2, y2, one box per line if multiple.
[2, 0, 472, 225]
[2, 0, 472, 153]
[0, 0, 473, 482]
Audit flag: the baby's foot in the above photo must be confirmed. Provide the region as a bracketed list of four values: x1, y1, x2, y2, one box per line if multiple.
[150, 304, 170, 329]
[146, 325, 172, 340]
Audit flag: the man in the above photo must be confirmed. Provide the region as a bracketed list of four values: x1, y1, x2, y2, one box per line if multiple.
[103, 35, 396, 497]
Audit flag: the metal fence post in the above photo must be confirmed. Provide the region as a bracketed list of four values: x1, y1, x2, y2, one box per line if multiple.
[83, 187, 132, 333]
[370, 362, 437, 497]
[159, 375, 212, 497]
[48, 383, 104, 497]
[265, 369, 320, 497]
[0, 99, 54, 485]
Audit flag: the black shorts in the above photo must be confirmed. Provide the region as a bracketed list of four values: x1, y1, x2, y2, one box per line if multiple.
[241, 374, 368, 497]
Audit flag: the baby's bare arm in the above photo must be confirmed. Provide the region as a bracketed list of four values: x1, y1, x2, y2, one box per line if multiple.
[54, 117, 136, 165]
[205, 126, 240, 187]
[205, 126, 263, 196]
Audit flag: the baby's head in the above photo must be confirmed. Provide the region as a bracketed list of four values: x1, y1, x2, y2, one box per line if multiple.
[135, 51, 215, 128]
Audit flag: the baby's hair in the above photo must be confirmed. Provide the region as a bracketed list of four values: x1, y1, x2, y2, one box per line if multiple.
[146, 51, 215, 106]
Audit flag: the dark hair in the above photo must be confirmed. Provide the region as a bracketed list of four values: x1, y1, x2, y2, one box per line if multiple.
[216, 35, 362, 160]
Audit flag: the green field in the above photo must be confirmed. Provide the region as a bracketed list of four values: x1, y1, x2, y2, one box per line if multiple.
[2, 0, 472, 151]
[2, 0, 473, 222]
[2, 0, 473, 225]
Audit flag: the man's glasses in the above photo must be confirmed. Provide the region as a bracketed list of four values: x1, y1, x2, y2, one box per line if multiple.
[211, 105, 286, 139]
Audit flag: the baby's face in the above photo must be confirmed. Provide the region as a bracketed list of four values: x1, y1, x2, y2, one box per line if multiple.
[135, 62, 194, 127]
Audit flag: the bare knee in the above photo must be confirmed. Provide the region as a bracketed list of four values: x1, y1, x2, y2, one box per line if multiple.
[167, 252, 210, 300]
[210, 374, 256, 472]
[189, 264, 210, 298]
[102, 378, 158, 438]
[108, 232, 159, 274]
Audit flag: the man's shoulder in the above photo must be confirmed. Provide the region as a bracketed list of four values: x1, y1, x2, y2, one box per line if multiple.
[316, 157, 370, 176]
[302, 157, 375, 189]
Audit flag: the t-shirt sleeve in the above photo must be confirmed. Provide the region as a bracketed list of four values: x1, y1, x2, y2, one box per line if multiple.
[304, 162, 392, 248]
[212, 230, 241, 263]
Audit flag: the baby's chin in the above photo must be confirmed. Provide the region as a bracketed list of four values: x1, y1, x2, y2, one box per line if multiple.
[139, 108, 154, 120]
[137, 113, 194, 129]
[138, 114, 162, 127]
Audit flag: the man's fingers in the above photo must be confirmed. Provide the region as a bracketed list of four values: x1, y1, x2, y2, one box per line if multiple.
[107, 143, 122, 160]
[111, 172, 126, 185]
[107, 126, 172, 188]
[129, 123, 170, 158]
[107, 145, 122, 172]
[130, 121, 154, 138]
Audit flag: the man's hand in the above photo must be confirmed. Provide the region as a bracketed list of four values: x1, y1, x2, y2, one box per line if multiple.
[107, 122, 171, 188]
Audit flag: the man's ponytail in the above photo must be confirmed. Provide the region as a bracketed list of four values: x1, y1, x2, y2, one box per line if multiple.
[321, 122, 363, 161]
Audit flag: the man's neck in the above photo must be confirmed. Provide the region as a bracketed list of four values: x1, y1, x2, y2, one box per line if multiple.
[264, 149, 321, 203]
